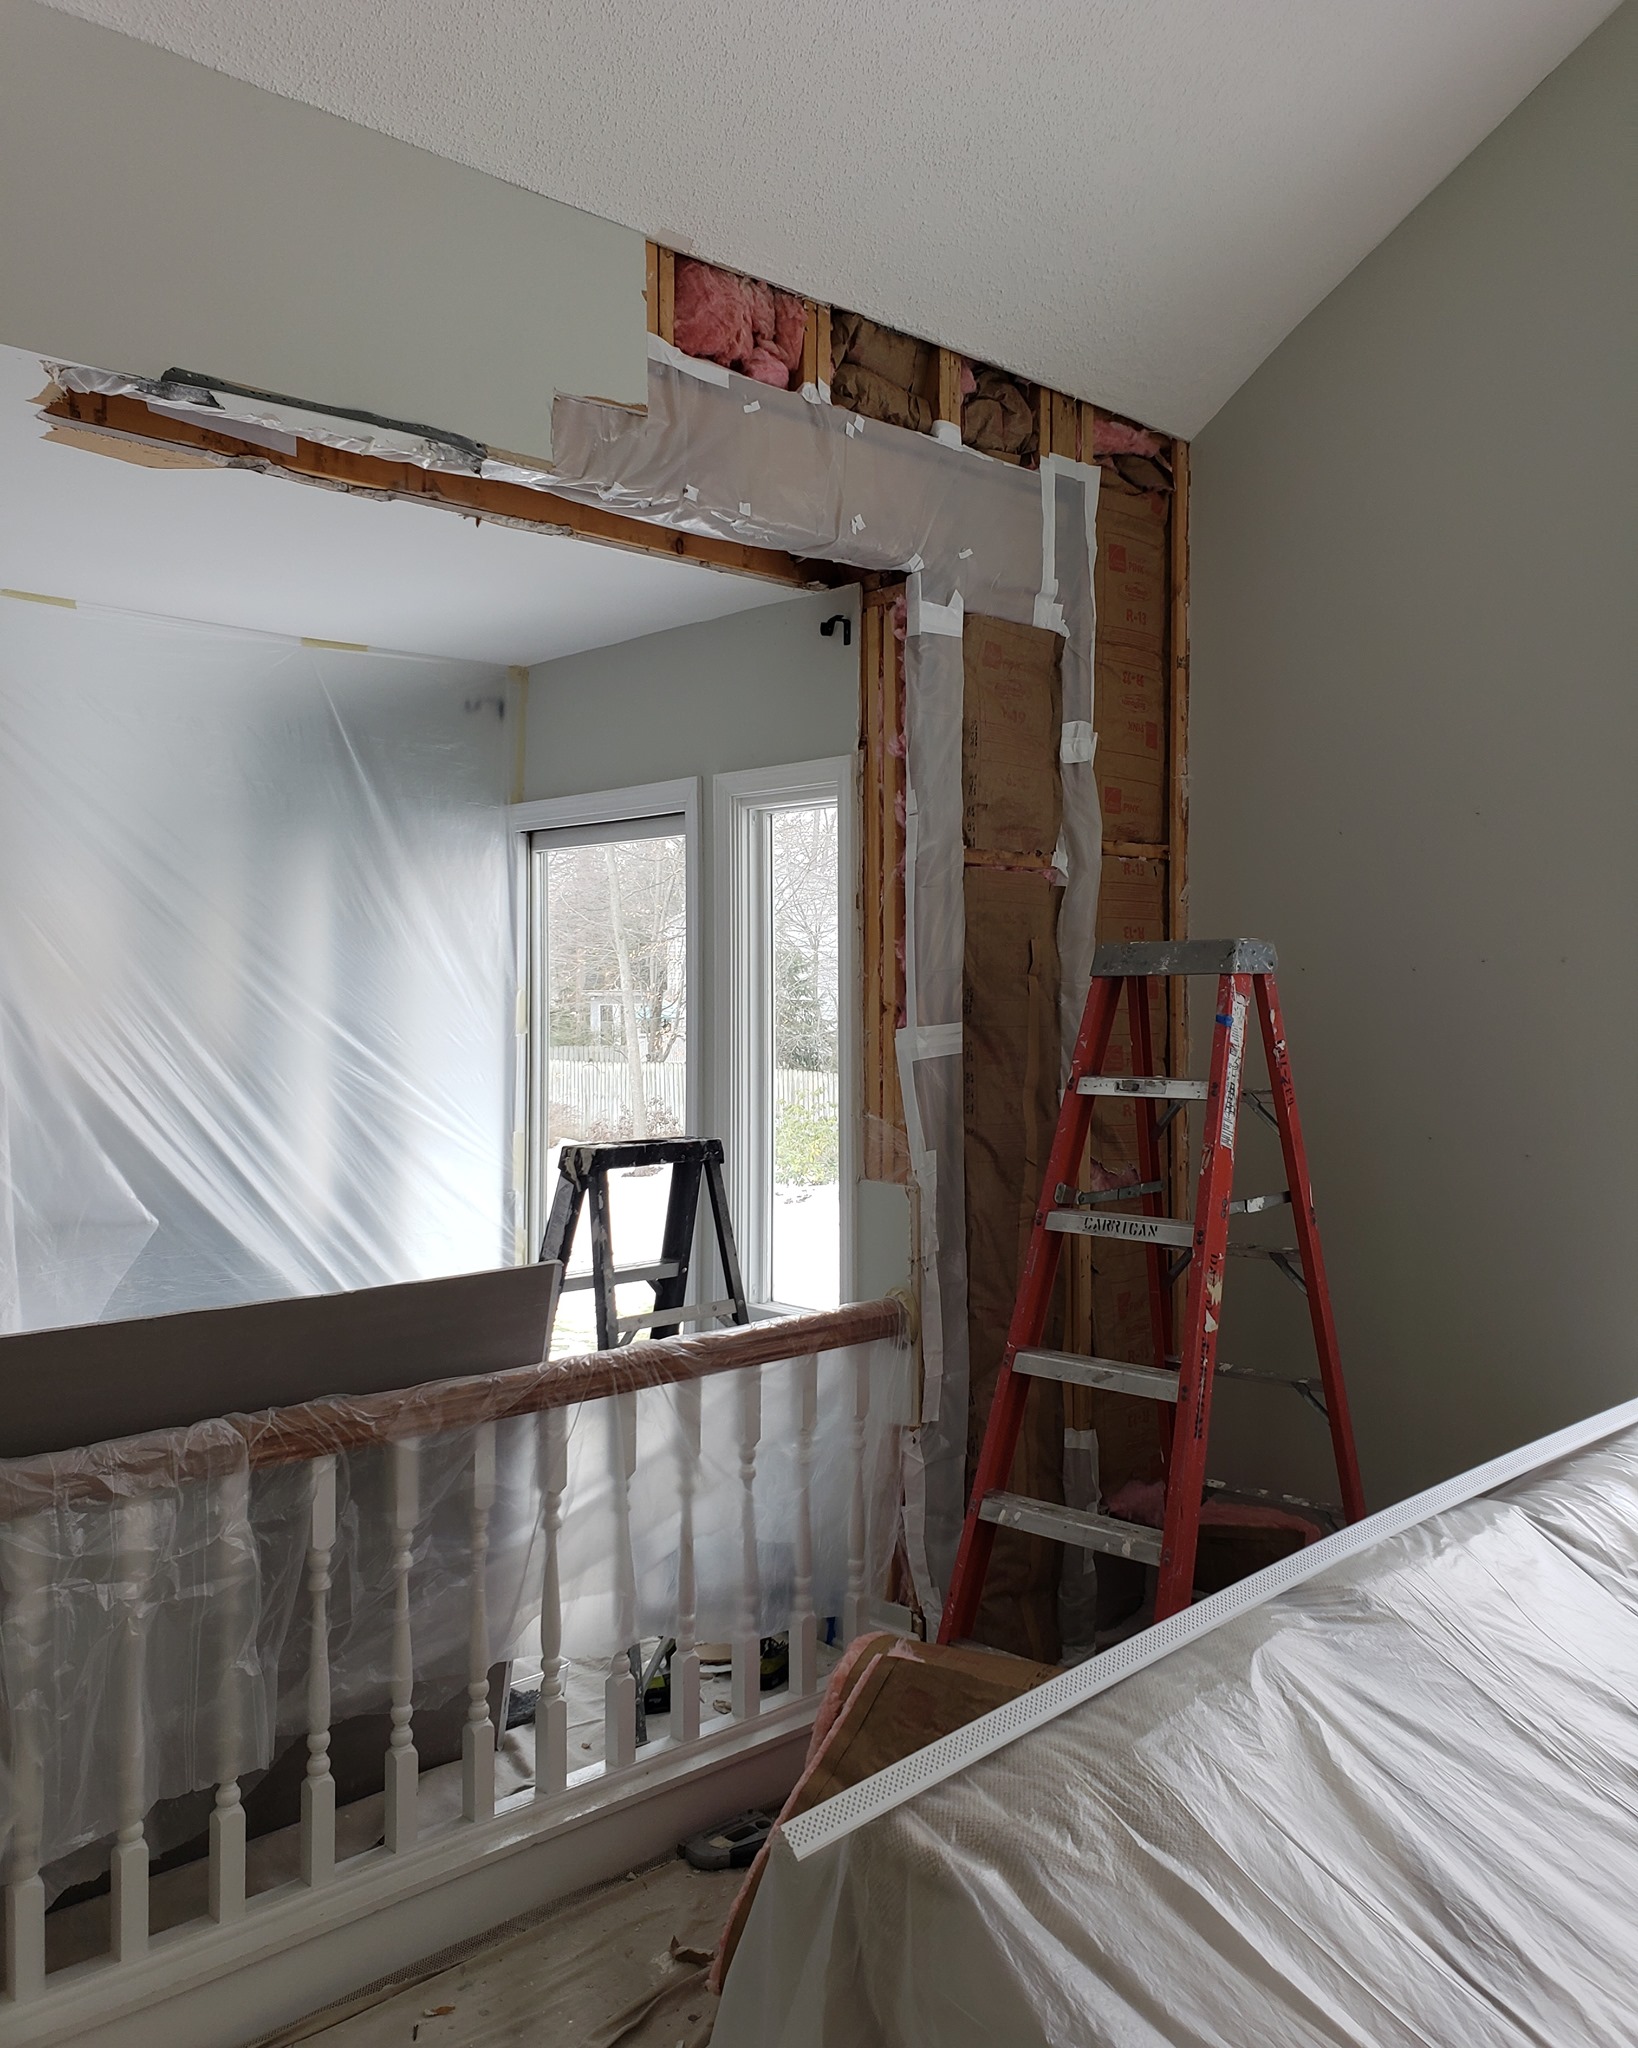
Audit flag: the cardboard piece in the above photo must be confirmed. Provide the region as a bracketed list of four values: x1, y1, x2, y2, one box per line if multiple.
[714, 1633, 1056, 1991]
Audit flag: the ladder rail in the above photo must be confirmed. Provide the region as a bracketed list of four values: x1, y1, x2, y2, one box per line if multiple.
[1154, 971, 1248, 1618]
[1127, 974, 1175, 1475]
[1253, 975, 1366, 1520]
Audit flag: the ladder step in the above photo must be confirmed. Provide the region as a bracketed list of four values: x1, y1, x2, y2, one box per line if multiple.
[1015, 1349, 1179, 1401]
[613, 1298, 740, 1335]
[561, 1260, 682, 1293]
[1091, 938, 1277, 977]
[1046, 1209, 1195, 1248]
[978, 1492, 1163, 1566]
[1075, 1076, 1208, 1100]
[1229, 1191, 1290, 1215]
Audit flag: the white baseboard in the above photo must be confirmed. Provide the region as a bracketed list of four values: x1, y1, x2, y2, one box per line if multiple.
[9, 1703, 815, 2048]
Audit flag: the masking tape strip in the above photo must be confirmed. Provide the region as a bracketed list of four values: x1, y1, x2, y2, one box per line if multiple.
[1060, 720, 1096, 764]
[784, 1387, 1638, 1860]
[647, 332, 731, 387]
[907, 588, 964, 639]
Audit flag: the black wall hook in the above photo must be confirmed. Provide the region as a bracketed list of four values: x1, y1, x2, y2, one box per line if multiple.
[820, 613, 853, 648]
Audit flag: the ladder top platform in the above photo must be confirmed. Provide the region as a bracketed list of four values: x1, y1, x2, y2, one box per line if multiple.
[1091, 939, 1277, 977]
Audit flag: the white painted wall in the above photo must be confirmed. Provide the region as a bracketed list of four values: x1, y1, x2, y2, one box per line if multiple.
[522, 586, 910, 1298]
[1189, 2, 1638, 1506]
[0, 0, 646, 461]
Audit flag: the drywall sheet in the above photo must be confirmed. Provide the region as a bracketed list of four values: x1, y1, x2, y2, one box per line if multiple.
[716, 1408, 1638, 2047]
[0, 0, 646, 460]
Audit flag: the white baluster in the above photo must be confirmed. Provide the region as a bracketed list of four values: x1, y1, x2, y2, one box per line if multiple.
[603, 1393, 637, 1773]
[385, 1439, 420, 1852]
[844, 1349, 871, 1643]
[300, 1457, 337, 1887]
[732, 1369, 762, 1722]
[463, 1423, 497, 1823]
[790, 1354, 820, 1696]
[2, 1512, 51, 2002]
[534, 1408, 569, 1799]
[672, 1379, 702, 1744]
[110, 1497, 152, 1962]
[209, 1464, 251, 1922]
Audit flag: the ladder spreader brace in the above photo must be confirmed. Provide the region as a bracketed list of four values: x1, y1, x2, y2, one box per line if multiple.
[939, 939, 1366, 1640]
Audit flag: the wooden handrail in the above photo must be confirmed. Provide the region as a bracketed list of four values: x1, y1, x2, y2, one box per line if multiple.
[0, 1299, 905, 1518]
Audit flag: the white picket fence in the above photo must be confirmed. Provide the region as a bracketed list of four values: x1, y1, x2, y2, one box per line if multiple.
[547, 1054, 837, 1138]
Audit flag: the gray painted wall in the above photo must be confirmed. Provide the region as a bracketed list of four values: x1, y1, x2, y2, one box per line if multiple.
[1189, 3, 1638, 1505]
[522, 586, 860, 800]
[522, 584, 909, 1296]
[0, 0, 646, 460]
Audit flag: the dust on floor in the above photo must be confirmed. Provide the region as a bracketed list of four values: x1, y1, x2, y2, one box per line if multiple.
[252, 1854, 743, 2048]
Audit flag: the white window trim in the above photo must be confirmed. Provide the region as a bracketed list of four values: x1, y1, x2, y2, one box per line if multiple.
[510, 779, 701, 1262]
[713, 757, 858, 1313]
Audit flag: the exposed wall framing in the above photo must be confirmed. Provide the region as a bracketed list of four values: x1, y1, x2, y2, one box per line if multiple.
[858, 585, 909, 1185]
[40, 387, 818, 591]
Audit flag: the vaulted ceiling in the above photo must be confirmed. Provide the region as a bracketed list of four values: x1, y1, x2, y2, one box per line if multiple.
[41, 0, 1618, 435]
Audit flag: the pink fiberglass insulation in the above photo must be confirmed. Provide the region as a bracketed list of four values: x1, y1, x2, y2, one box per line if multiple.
[673, 258, 807, 390]
[1091, 416, 1165, 459]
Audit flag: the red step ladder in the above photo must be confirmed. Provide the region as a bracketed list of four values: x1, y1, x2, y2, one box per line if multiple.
[939, 939, 1366, 1641]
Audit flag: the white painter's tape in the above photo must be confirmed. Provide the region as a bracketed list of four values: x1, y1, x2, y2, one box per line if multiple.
[905, 553, 925, 574]
[683, 484, 700, 502]
[743, 400, 761, 414]
[958, 548, 974, 561]
[850, 513, 867, 535]
[907, 587, 964, 640]
[1034, 595, 1066, 634]
[800, 381, 822, 405]
[819, 381, 832, 405]
[739, 502, 752, 516]
[647, 332, 730, 386]
[1060, 721, 1096, 765]
[931, 421, 963, 448]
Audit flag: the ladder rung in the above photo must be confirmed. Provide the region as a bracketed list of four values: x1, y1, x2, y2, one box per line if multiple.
[613, 1299, 739, 1335]
[978, 1492, 1163, 1565]
[1229, 1191, 1290, 1215]
[1206, 1480, 1341, 1521]
[1015, 1349, 1179, 1401]
[561, 1260, 683, 1293]
[1046, 1210, 1195, 1248]
[1075, 1076, 1208, 1100]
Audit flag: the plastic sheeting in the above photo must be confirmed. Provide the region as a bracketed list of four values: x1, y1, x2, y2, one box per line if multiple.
[546, 352, 1103, 1626]
[0, 1328, 908, 1886]
[715, 1411, 1638, 2047]
[38, 353, 1106, 1626]
[0, 598, 513, 1329]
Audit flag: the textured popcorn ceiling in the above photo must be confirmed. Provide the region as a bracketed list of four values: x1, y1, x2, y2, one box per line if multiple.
[41, 0, 1617, 436]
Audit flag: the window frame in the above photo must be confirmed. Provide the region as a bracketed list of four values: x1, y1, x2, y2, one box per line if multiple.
[712, 757, 858, 1312]
[510, 779, 701, 1264]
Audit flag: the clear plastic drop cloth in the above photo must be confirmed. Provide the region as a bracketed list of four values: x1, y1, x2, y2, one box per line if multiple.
[41, 354, 1108, 1619]
[0, 597, 514, 1328]
[715, 1417, 1638, 2047]
[0, 1326, 908, 1887]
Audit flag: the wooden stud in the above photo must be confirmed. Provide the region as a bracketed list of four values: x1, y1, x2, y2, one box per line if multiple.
[42, 390, 816, 592]
[650, 244, 676, 345]
[802, 301, 833, 397]
[1050, 391, 1080, 460]
[935, 348, 964, 432]
[1079, 399, 1099, 465]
